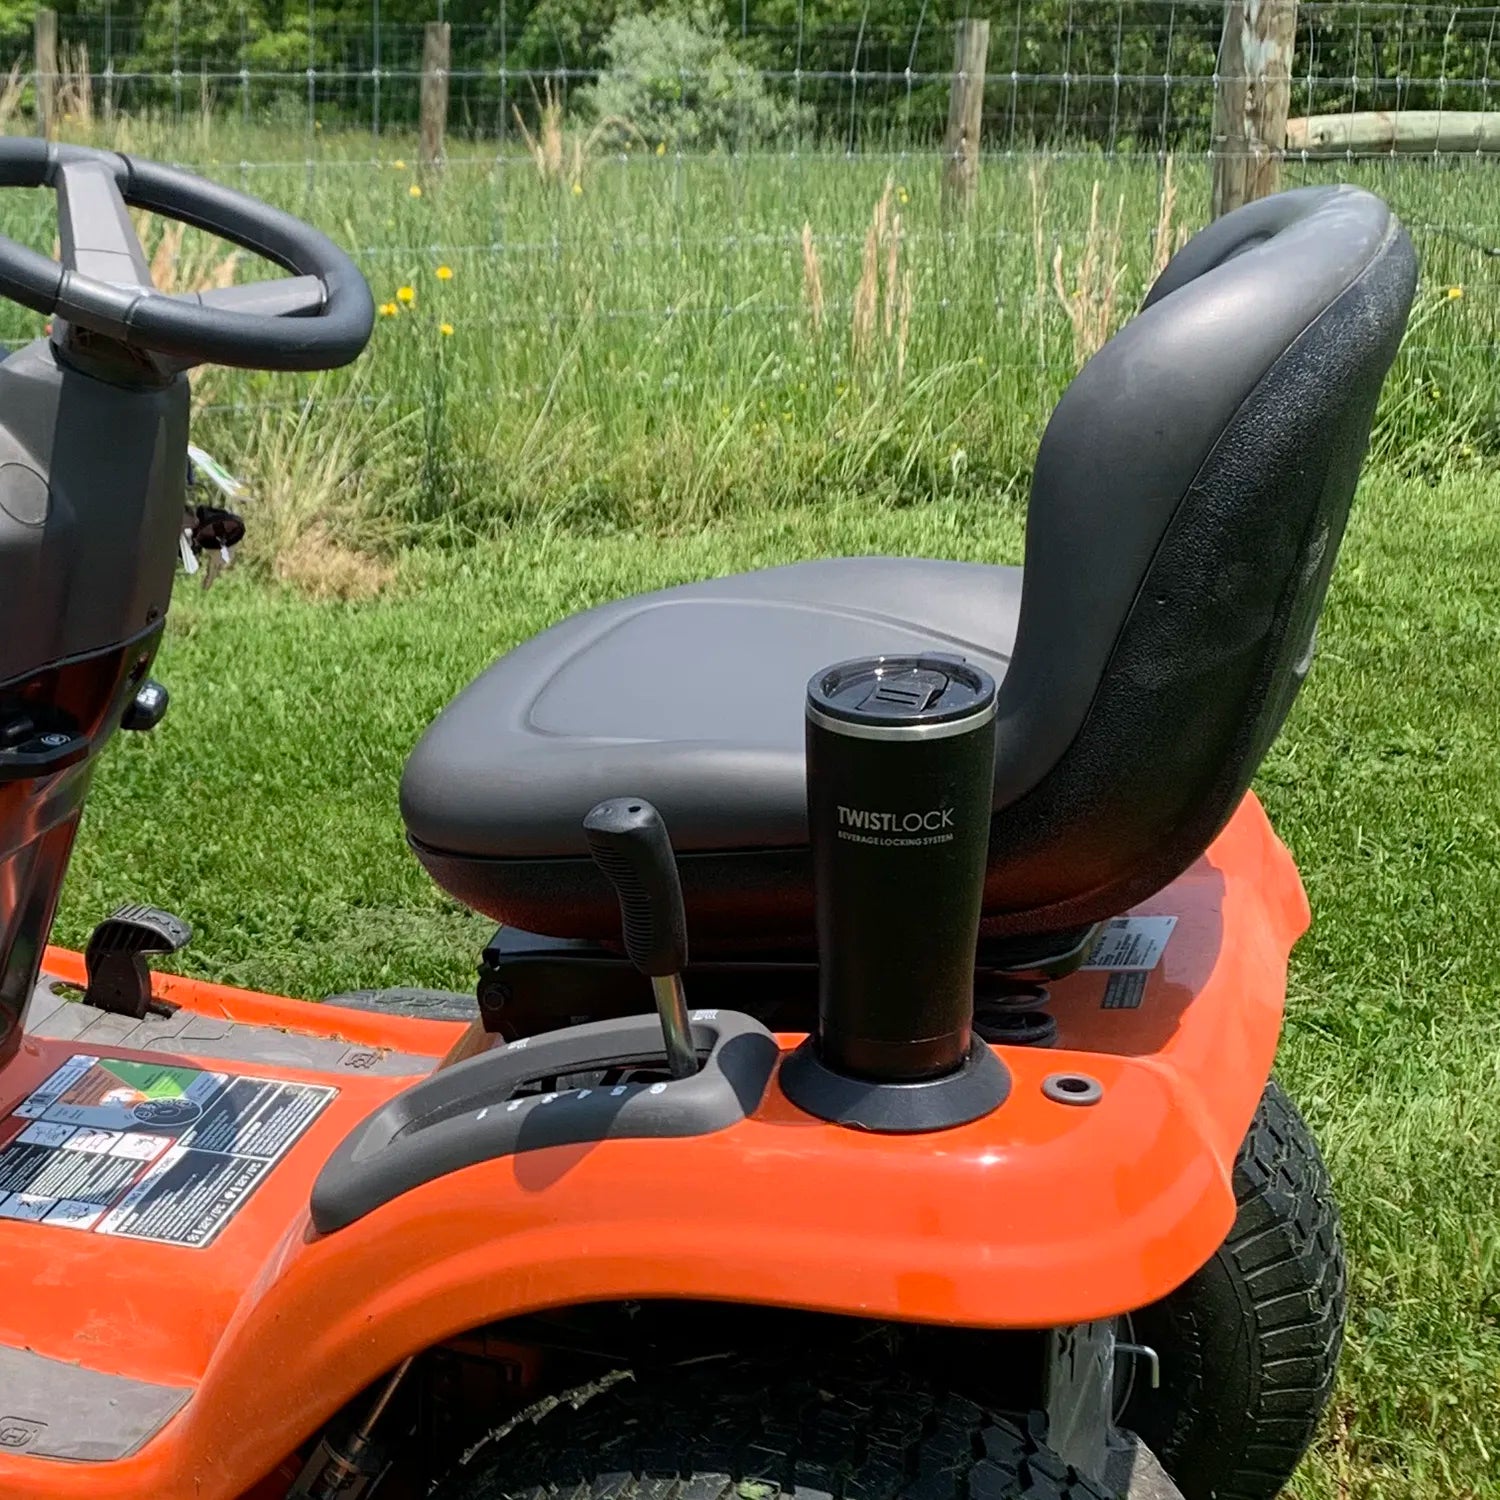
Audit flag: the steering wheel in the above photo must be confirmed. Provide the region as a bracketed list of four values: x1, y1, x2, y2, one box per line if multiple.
[0, 137, 373, 371]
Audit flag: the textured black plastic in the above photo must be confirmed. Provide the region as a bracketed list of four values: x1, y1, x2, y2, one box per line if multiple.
[85, 904, 192, 960]
[977, 199, 1418, 937]
[778, 1036, 1009, 1133]
[809, 654, 994, 727]
[474, 927, 1087, 1040]
[310, 1012, 779, 1232]
[402, 187, 1416, 952]
[583, 799, 689, 976]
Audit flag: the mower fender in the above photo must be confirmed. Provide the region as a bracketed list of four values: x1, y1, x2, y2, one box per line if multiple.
[0, 796, 1305, 1500]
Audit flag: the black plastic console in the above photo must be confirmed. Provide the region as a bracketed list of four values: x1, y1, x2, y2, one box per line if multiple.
[311, 1011, 779, 1233]
[476, 924, 1101, 1040]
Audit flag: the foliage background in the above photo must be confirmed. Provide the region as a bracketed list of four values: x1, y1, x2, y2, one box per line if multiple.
[7, 1, 1500, 144]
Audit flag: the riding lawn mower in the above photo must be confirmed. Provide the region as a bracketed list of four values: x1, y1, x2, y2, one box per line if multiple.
[0, 138, 1416, 1500]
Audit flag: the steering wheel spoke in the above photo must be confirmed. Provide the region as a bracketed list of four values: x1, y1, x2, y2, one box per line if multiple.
[55, 158, 152, 289]
[184, 276, 327, 319]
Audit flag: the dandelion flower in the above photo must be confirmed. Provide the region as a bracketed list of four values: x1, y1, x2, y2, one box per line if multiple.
[1446, 284, 1464, 300]
[655, 141, 667, 157]
[897, 187, 909, 204]
[378, 302, 398, 317]
[397, 286, 415, 304]
[439, 322, 454, 336]
[435, 264, 454, 281]
[409, 182, 422, 198]
[571, 181, 583, 196]
[393, 159, 406, 170]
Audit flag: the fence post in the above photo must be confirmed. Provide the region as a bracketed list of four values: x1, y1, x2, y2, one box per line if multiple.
[942, 17, 990, 212]
[34, 7, 57, 140]
[419, 20, 450, 180]
[1211, 0, 1299, 217]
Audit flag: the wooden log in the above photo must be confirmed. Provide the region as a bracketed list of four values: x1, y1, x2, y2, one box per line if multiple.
[1287, 110, 1500, 156]
[34, 7, 57, 140]
[942, 17, 989, 213]
[1211, 0, 1299, 217]
[419, 20, 450, 180]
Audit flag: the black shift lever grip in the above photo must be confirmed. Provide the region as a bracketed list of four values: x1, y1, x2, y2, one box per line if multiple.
[583, 799, 689, 977]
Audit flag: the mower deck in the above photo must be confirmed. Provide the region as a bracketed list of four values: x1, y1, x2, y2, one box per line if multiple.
[0, 796, 1305, 1500]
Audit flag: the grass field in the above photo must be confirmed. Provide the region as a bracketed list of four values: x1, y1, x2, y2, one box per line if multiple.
[54, 470, 1500, 1500]
[1, 120, 1495, 548]
[5, 118, 1498, 1497]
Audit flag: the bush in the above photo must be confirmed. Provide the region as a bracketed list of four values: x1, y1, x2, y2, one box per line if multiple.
[574, 5, 809, 150]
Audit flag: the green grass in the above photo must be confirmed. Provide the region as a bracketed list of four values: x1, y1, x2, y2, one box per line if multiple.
[1, 121, 1494, 538]
[54, 468, 1500, 1499]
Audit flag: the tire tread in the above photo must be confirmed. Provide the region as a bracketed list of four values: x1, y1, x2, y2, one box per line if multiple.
[437, 1362, 1115, 1500]
[1125, 1080, 1345, 1500]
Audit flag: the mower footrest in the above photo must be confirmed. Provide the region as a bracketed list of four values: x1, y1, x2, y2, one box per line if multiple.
[0, 1344, 189, 1462]
[1105, 1433, 1185, 1500]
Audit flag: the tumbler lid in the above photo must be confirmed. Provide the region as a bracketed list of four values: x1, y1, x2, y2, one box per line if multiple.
[807, 654, 997, 738]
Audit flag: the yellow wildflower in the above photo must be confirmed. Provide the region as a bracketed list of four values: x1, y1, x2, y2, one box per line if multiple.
[655, 141, 667, 157]
[897, 187, 909, 204]
[409, 182, 422, 198]
[571, 180, 583, 196]
[393, 159, 406, 170]
[435, 264, 454, 281]
[377, 302, 398, 317]
[439, 322, 454, 336]
[1446, 284, 1464, 300]
[397, 286, 415, 304]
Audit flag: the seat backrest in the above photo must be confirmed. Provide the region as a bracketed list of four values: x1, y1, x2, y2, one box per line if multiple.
[983, 185, 1417, 938]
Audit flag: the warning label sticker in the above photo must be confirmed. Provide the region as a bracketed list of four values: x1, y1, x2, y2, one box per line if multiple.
[0, 1055, 335, 1247]
[1100, 971, 1148, 1010]
[1081, 915, 1178, 972]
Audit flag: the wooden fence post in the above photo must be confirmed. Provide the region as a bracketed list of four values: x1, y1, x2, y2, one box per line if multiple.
[1211, 0, 1299, 217]
[419, 21, 450, 180]
[34, 7, 57, 140]
[942, 17, 990, 212]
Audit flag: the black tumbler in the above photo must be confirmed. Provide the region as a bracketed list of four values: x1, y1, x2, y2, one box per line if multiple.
[806, 654, 998, 1081]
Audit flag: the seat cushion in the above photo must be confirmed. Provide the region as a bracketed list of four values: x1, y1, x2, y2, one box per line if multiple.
[400, 556, 1021, 942]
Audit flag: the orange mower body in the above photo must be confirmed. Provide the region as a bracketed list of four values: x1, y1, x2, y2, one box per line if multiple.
[0, 794, 1302, 1500]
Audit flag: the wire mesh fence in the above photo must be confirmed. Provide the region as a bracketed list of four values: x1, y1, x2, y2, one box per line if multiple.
[11, 5, 1500, 146]
[0, 2, 1492, 531]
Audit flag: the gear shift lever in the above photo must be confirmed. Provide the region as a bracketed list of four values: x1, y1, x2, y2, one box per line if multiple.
[583, 798, 697, 1079]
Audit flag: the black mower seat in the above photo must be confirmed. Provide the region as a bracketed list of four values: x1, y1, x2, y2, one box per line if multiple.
[403, 556, 1021, 856]
[401, 185, 1417, 952]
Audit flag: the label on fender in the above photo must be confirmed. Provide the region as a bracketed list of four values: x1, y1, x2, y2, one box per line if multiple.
[1081, 916, 1177, 972]
[0, 1055, 334, 1247]
[1100, 972, 1148, 1010]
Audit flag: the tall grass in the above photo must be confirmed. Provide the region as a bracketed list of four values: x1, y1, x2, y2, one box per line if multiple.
[0, 116, 1490, 553]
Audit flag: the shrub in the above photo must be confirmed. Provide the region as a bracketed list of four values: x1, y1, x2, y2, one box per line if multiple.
[574, 5, 809, 151]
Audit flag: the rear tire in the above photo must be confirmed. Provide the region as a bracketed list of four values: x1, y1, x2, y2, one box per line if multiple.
[1122, 1080, 1345, 1500]
[435, 1359, 1116, 1500]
